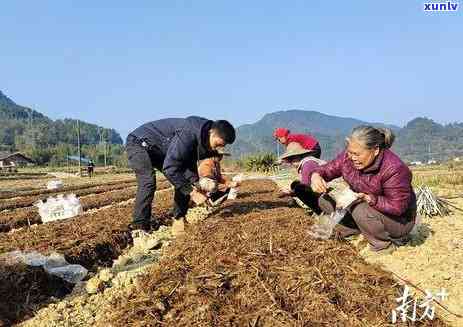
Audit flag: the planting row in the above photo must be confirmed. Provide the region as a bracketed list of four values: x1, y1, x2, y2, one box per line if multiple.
[0, 187, 174, 267]
[0, 188, 174, 326]
[0, 180, 139, 210]
[104, 180, 445, 327]
[0, 175, 50, 181]
[0, 180, 171, 233]
[0, 178, 138, 200]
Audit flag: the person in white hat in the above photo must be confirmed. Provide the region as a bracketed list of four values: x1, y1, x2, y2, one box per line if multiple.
[279, 142, 326, 212]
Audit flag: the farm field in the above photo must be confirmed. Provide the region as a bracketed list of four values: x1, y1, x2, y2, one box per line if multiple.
[0, 172, 137, 194]
[0, 172, 173, 326]
[0, 170, 461, 326]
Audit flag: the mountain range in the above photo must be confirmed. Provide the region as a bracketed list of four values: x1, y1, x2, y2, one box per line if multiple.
[231, 110, 463, 162]
[2, 90, 462, 163]
[0, 90, 122, 151]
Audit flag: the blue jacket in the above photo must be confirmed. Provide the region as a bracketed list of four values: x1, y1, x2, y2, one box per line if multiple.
[129, 116, 216, 194]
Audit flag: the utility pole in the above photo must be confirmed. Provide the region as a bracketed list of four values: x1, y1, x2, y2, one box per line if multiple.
[428, 130, 433, 163]
[27, 108, 34, 147]
[104, 129, 108, 168]
[77, 120, 82, 176]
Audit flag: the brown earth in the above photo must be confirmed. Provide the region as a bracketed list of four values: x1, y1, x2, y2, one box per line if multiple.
[0, 173, 137, 195]
[0, 180, 171, 233]
[0, 187, 175, 325]
[0, 179, 139, 210]
[103, 180, 445, 326]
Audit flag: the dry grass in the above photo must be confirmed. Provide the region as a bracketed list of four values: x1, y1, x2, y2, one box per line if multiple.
[104, 180, 446, 326]
[412, 170, 463, 188]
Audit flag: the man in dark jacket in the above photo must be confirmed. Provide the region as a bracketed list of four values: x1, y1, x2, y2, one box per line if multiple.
[126, 116, 236, 232]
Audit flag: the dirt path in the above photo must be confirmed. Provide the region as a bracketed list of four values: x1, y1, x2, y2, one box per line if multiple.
[361, 198, 463, 327]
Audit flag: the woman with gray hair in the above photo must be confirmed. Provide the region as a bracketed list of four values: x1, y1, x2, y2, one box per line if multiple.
[310, 125, 416, 254]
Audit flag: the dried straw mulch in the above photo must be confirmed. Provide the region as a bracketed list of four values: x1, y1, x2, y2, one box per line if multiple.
[105, 180, 445, 327]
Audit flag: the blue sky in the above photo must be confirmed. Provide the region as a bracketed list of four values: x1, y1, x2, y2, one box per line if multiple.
[1, 1, 462, 138]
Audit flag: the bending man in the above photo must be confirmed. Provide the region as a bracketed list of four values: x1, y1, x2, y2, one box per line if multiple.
[126, 117, 236, 232]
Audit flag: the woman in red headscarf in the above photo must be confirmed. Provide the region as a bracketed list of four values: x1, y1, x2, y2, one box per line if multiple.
[273, 128, 321, 158]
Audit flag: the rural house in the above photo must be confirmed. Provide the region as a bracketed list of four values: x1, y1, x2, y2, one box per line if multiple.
[0, 151, 35, 167]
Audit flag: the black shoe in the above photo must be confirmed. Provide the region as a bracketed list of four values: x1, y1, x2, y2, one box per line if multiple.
[149, 219, 161, 231]
[129, 221, 151, 232]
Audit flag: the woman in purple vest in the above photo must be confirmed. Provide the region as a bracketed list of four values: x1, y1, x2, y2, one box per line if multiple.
[310, 126, 416, 254]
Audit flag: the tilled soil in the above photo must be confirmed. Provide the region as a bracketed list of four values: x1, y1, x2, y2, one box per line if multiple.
[100, 180, 446, 326]
[19, 226, 174, 327]
[0, 189, 174, 267]
[0, 262, 74, 326]
[2, 179, 450, 326]
[0, 175, 50, 182]
[0, 178, 136, 200]
[0, 187, 175, 325]
[0, 179, 138, 211]
[0, 173, 138, 193]
[0, 180, 171, 233]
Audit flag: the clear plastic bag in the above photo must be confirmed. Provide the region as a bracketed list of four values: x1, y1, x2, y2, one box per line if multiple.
[328, 187, 358, 209]
[44, 252, 68, 268]
[232, 174, 243, 183]
[46, 265, 88, 284]
[46, 180, 64, 190]
[227, 187, 238, 200]
[0, 251, 87, 283]
[308, 209, 347, 240]
[23, 251, 48, 266]
[227, 174, 243, 200]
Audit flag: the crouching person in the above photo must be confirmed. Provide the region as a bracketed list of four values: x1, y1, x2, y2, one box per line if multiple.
[278, 142, 326, 213]
[126, 117, 236, 233]
[198, 149, 239, 203]
[310, 126, 416, 254]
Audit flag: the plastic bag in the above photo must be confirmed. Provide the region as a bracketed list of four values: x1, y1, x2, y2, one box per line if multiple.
[23, 251, 48, 266]
[44, 252, 68, 268]
[227, 187, 238, 200]
[47, 180, 64, 190]
[227, 174, 243, 200]
[328, 187, 358, 209]
[46, 265, 88, 284]
[42, 253, 87, 283]
[308, 209, 347, 240]
[1, 250, 88, 283]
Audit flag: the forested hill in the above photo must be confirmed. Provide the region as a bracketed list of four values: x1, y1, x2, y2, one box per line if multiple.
[0, 90, 122, 150]
[231, 110, 463, 162]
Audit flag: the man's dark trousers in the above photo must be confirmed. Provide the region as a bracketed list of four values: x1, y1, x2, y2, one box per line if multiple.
[126, 141, 190, 225]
